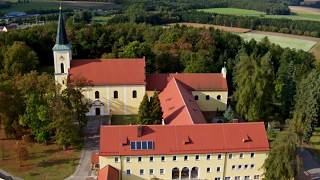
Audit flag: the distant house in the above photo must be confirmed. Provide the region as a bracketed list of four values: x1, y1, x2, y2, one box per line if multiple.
[0, 26, 7, 32]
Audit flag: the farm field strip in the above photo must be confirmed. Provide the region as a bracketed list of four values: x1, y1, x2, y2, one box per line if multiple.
[240, 32, 317, 51]
[166, 22, 251, 33]
[198, 7, 320, 22]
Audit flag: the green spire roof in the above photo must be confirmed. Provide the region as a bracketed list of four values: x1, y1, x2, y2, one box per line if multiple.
[55, 5, 69, 45]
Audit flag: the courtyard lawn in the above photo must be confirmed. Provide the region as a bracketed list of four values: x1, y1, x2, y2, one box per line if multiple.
[0, 132, 81, 180]
[198, 8, 265, 16]
[239, 32, 317, 51]
[111, 115, 137, 125]
[309, 127, 320, 161]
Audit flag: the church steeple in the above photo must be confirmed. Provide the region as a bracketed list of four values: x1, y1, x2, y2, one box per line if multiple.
[55, 5, 69, 45]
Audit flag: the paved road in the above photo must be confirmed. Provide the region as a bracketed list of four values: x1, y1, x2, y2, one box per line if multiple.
[297, 148, 320, 180]
[0, 169, 23, 180]
[65, 119, 101, 180]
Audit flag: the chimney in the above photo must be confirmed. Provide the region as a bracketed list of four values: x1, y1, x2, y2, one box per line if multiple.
[221, 61, 227, 78]
[137, 125, 143, 137]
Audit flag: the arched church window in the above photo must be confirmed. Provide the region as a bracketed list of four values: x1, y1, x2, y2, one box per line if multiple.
[114, 91, 118, 99]
[61, 63, 64, 73]
[132, 90, 137, 98]
[95, 91, 100, 99]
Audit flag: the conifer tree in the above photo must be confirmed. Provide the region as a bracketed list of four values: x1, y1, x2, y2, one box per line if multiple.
[137, 94, 150, 125]
[150, 91, 163, 124]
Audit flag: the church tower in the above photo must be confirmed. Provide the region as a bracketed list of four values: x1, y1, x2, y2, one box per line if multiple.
[52, 5, 72, 86]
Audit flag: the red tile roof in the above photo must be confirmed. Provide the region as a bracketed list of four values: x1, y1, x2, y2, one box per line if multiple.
[91, 152, 99, 165]
[98, 165, 119, 180]
[69, 58, 145, 85]
[159, 78, 206, 125]
[100, 122, 269, 156]
[146, 73, 228, 91]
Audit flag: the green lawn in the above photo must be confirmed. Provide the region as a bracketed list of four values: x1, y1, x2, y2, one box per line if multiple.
[198, 8, 320, 22]
[240, 32, 317, 51]
[0, 140, 81, 180]
[111, 115, 137, 125]
[92, 15, 113, 24]
[309, 127, 320, 161]
[198, 8, 265, 16]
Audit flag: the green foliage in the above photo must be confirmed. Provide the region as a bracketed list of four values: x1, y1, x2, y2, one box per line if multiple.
[16, 71, 55, 143]
[263, 130, 300, 179]
[223, 105, 235, 121]
[49, 94, 81, 150]
[150, 92, 163, 124]
[233, 52, 274, 121]
[120, 40, 151, 58]
[292, 69, 320, 143]
[137, 94, 150, 125]
[2, 41, 38, 76]
[125, 3, 147, 23]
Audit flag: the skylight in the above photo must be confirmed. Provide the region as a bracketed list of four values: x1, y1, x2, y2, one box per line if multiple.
[130, 141, 154, 150]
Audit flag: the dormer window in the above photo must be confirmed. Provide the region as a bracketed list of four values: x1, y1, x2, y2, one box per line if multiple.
[130, 140, 154, 150]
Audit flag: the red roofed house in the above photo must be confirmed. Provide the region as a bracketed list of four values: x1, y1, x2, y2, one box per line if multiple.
[52, 6, 228, 122]
[98, 123, 269, 179]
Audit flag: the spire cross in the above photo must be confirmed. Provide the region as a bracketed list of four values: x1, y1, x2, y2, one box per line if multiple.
[59, 3, 62, 11]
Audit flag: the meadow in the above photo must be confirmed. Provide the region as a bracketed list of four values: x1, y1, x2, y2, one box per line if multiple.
[240, 32, 317, 51]
[198, 7, 320, 22]
[0, 0, 117, 13]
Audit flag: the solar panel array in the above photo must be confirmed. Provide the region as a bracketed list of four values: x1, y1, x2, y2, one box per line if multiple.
[130, 141, 154, 150]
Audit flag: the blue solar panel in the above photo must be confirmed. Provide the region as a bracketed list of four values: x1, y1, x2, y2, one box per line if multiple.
[137, 141, 142, 149]
[130, 142, 136, 150]
[142, 141, 148, 149]
[130, 141, 154, 150]
[148, 141, 153, 149]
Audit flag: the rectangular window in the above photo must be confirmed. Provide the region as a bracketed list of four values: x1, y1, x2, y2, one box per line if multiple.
[240, 153, 244, 159]
[114, 157, 119, 163]
[215, 178, 221, 180]
[138, 156, 142, 162]
[184, 155, 188, 161]
[217, 167, 221, 172]
[234, 176, 240, 180]
[161, 156, 165, 162]
[206, 154, 211, 160]
[254, 175, 260, 179]
[173, 156, 177, 161]
[251, 164, 255, 169]
[244, 176, 250, 180]
[142, 141, 148, 150]
[126, 156, 130, 163]
[195, 154, 200, 160]
[140, 169, 144, 175]
[217, 154, 222, 160]
[225, 177, 230, 180]
[206, 95, 210, 100]
[147, 141, 153, 149]
[130, 142, 136, 150]
[228, 154, 233, 159]
[149, 169, 154, 175]
[244, 164, 248, 169]
[126, 169, 131, 175]
[250, 152, 255, 158]
[160, 169, 164, 175]
[238, 165, 242, 170]
[137, 141, 142, 149]
[207, 167, 211, 173]
[149, 156, 154, 162]
[232, 165, 236, 170]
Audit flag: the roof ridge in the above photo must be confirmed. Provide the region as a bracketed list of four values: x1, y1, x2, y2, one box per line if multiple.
[171, 78, 195, 125]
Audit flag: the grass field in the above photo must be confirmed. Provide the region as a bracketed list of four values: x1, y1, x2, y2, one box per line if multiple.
[199, 7, 320, 22]
[0, 0, 117, 13]
[240, 32, 317, 51]
[167, 22, 251, 33]
[111, 115, 137, 125]
[92, 15, 113, 24]
[0, 128, 81, 180]
[199, 8, 265, 16]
